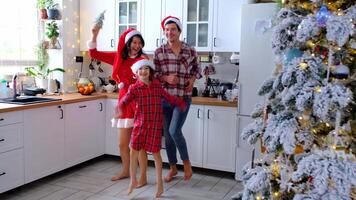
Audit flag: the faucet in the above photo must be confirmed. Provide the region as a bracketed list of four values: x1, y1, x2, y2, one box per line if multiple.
[12, 74, 18, 99]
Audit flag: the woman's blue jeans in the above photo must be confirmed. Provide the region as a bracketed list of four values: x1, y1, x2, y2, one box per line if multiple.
[162, 97, 191, 165]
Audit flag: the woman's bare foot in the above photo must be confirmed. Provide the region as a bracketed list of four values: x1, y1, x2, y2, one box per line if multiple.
[127, 179, 137, 195]
[111, 171, 129, 181]
[183, 160, 193, 181]
[155, 181, 164, 198]
[136, 178, 147, 188]
[164, 168, 178, 182]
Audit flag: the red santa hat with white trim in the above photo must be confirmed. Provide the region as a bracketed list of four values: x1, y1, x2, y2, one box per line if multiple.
[131, 58, 155, 74]
[112, 28, 141, 84]
[161, 16, 182, 31]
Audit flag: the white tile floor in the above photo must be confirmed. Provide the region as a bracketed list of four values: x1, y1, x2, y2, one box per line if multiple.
[1, 156, 243, 200]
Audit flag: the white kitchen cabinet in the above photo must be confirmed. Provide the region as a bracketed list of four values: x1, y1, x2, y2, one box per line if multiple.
[24, 105, 65, 183]
[183, 0, 243, 52]
[212, 0, 242, 52]
[105, 99, 119, 156]
[141, 0, 183, 52]
[64, 100, 105, 168]
[80, 0, 116, 51]
[181, 104, 237, 172]
[80, 0, 141, 51]
[182, 105, 204, 167]
[0, 111, 24, 193]
[203, 106, 236, 172]
[0, 149, 24, 193]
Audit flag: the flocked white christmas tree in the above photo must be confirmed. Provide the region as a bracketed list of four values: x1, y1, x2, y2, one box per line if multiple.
[234, 0, 356, 199]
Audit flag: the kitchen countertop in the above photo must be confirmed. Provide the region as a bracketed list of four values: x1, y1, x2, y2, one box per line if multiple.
[0, 92, 237, 113]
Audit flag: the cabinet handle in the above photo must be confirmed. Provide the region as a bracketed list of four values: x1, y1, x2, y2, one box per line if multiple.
[197, 109, 200, 119]
[213, 37, 216, 47]
[0, 118, 4, 121]
[0, 139, 4, 142]
[207, 109, 210, 119]
[156, 38, 159, 47]
[99, 102, 103, 111]
[110, 39, 114, 47]
[60, 108, 64, 119]
[79, 105, 87, 108]
[0, 172, 6, 176]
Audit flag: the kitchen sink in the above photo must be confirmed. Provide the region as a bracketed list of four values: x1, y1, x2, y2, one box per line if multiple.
[0, 96, 62, 105]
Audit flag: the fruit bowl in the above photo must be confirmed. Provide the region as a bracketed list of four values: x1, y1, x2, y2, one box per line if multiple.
[78, 82, 95, 95]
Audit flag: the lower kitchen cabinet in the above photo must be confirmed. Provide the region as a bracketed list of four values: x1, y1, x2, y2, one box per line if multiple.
[64, 100, 105, 168]
[105, 99, 119, 156]
[0, 111, 24, 193]
[24, 105, 65, 183]
[183, 105, 237, 172]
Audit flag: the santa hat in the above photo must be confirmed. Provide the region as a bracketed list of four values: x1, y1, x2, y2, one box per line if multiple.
[161, 16, 182, 31]
[112, 28, 142, 83]
[131, 58, 155, 74]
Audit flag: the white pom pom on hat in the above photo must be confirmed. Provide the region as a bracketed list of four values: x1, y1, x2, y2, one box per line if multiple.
[131, 59, 155, 74]
[161, 16, 182, 31]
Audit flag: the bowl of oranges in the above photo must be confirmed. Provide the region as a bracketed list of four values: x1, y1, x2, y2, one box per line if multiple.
[77, 78, 95, 95]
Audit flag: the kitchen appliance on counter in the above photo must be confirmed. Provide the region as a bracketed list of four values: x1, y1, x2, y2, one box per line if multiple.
[235, 3, 276, 180]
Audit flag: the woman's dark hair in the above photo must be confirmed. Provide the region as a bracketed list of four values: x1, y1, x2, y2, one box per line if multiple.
[148, 67, 155, 81]
[121, 34, 145, 60]
[165, 20, 181, 32]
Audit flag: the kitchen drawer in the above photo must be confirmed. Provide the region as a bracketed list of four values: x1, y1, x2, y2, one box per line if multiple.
[0, 111, 23, 126]
[0, 148, 24, 193]
[0, 123, 23, 153]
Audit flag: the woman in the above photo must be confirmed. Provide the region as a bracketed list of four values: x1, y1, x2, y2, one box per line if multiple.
[88, 26, 148, 187]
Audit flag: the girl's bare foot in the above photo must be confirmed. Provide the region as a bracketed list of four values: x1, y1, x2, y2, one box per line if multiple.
[127, 179, 137, 195]
[164, 168, 178, 182]
[155, 181, 164, 198]
[183, 160, 193, 181]
[111, 171, 129, 181]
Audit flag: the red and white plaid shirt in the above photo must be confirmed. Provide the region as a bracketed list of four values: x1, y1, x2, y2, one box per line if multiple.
[119, 79, 185, 153]
[154, 42, 202, 97]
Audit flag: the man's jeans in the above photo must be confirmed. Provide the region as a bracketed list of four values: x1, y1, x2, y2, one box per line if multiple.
[162, 97, 191, 165]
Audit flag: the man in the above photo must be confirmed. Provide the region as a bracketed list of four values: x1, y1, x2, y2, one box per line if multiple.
[154, 16, 201, 182]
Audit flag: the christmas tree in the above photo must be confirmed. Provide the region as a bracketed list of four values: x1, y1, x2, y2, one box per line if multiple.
[234, 1, 355, 200]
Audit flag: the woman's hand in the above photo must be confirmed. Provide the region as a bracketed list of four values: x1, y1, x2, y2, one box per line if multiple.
[91, 25, 101, 43]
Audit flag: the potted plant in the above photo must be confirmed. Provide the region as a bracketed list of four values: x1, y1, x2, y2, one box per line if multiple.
[25, 42, 65, 89]
[45, 21, 60, 49]
[47, 1, 61, 20]
[37, 0, 48, 19]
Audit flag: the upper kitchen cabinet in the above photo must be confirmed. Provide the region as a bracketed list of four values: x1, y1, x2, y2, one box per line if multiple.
[183, 0, 243, 52]
[212, 0, 242, 52]
[80, 0, 141, 51]
[141, 0, 183, 53]
[80, 0, 116, 51]
[183, 0, 213, 52]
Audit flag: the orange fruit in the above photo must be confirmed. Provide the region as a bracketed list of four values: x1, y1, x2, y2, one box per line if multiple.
[78, 87, 84, 93]
[88, 83, 94, 87]
[89, 85, 94, 92]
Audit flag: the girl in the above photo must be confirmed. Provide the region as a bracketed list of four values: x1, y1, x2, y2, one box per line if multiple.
[117, 59, 186, 197]
[88, 27, 148, 185]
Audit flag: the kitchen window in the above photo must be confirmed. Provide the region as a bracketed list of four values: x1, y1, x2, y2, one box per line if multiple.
[0, 0, 38, 74]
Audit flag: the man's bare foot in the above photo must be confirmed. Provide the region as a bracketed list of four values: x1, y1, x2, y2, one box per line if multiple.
[111, 171, 129, 181]
[164, 168, 178, 182]
[155, 181, 164, 198]
[127, 179, 137, 195]
[183, 160, 193, 181]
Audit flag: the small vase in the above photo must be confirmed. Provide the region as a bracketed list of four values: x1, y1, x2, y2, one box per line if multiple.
[35, 78, 48, 90]
[47, 9, 60, 20]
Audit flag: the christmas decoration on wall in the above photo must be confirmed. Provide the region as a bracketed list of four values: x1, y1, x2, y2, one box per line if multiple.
[94, 10, 106, 29]
[234, 1, 356, 200]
